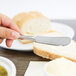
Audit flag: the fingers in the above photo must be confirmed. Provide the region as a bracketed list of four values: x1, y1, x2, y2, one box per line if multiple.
[0, 26, 20, 39]
[0, 38, 13, 47]
[0, 14, 22, 35]
[6, 39, 13, 47]
[0, 14, 22, 47]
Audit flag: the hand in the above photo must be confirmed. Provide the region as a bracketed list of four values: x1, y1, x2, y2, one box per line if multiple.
[0, 14, 22, 47]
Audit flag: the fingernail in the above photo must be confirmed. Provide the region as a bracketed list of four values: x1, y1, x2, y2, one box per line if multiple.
[11, 32, 20, 39]
[19, 31, 23, 35]
[16, 27, 23, 35]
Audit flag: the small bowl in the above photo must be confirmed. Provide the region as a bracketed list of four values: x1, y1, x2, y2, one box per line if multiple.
[0, 56, 16, 76]
[44, 61, 54, 76]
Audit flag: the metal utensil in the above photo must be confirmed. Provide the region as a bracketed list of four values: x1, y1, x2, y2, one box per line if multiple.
[19, 35, 71, 46]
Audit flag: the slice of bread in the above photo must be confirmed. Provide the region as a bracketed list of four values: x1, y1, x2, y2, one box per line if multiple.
[46, 58, 76, 76]
[18, 39, 33, 44]
[33, 32, 76, 62]
[13, 11, 51, 44]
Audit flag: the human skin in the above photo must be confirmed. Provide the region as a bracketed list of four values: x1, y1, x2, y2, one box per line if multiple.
[0, 14, 22, 47]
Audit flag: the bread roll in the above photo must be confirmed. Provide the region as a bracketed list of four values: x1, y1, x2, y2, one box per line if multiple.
[13, 11, 51, 44]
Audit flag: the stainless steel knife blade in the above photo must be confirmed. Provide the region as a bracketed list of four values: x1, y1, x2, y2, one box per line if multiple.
[19, 35, 71, 46]
[34, 36, 71, 46]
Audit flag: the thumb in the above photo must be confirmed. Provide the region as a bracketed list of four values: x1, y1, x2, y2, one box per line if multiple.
[0, 26, 20, 39]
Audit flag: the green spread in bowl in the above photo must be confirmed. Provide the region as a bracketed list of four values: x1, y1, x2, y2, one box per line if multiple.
[0, 65, 7, 76]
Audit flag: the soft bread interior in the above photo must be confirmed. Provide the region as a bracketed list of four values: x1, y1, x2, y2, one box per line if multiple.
[34, 40, 76, 59]
[46, 58, 76, 76]
[21, 18, 51, 35]
[34, 32, 76, 61]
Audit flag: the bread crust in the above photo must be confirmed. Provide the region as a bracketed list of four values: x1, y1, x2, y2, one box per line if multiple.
[33, 46, 76, 62]
[13, 12, 31, 29]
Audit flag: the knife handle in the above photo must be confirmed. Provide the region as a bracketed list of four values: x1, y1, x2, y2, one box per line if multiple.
[18, 35, 35, 41]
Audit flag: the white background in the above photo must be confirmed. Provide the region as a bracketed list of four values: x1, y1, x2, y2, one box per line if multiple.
[0, 0, 76, 19]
